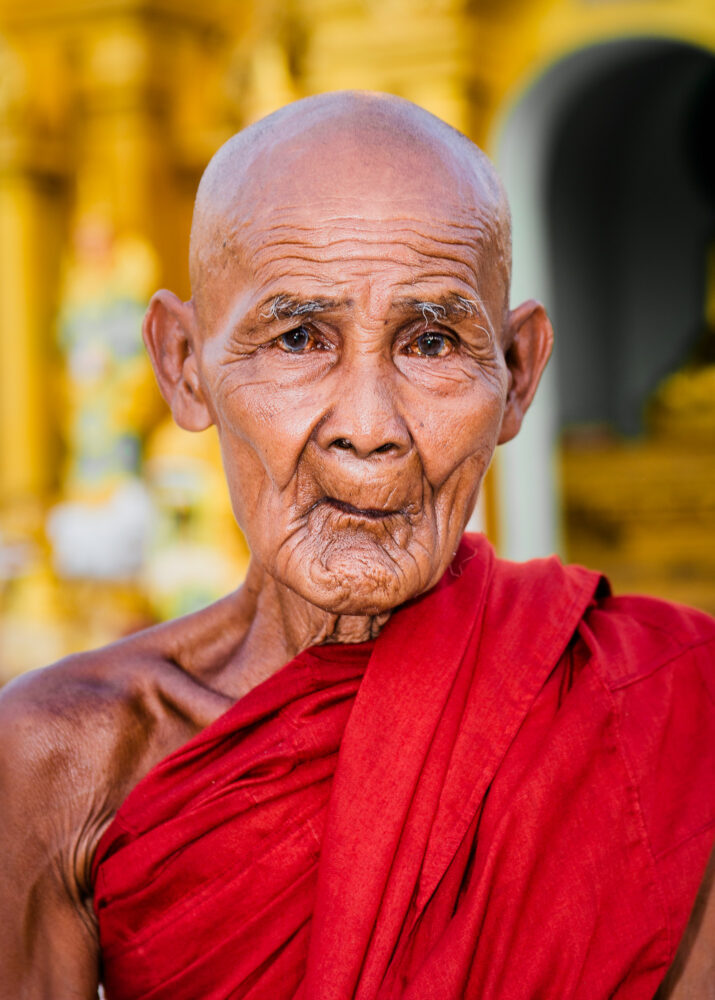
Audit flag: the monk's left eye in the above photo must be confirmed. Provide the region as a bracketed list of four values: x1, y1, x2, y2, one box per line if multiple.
[278, 326, 313, 352]
[409, 332, 453, 357]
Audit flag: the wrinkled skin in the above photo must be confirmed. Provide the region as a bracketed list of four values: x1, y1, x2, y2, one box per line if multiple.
[144, 94, 549, 663]
[0, 92, 709, 999]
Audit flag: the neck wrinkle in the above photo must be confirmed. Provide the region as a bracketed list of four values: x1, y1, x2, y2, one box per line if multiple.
[223, 560, 391, 700]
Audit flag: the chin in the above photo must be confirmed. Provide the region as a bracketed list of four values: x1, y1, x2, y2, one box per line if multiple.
[286, 530, 438, 617]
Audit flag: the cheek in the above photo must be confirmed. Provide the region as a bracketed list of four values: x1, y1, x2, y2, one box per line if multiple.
[209, 376, 323, 492]
[411, 378, 507, 489]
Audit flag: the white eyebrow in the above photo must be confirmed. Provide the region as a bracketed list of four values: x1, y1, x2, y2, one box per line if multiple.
[256, 291, 492, 335]
[415, 296, 478, 323]
[397, 294, 496, 342]
[395, 294, 481, 323]
[259, 294, 348, 321]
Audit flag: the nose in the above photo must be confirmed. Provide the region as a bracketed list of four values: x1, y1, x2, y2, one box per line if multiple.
[315, 360, 412, 460]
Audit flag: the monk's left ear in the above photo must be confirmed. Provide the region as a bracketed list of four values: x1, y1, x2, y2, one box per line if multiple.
[497, 299, 554, 445]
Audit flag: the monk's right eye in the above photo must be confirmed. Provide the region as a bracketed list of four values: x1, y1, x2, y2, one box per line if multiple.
[279, 327, 312, 352]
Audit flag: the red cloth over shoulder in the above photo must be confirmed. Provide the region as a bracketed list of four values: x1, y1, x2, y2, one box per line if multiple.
[93, 535, 715, 999]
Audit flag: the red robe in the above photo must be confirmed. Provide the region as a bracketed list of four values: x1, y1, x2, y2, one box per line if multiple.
[92, 535, 715, 999]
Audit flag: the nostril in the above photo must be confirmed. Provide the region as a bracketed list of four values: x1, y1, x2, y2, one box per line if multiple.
[327, 437, 403, 457]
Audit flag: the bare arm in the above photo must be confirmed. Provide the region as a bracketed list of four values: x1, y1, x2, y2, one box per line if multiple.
[656, 840, 715, 1000]
[0, 675, 101, 999]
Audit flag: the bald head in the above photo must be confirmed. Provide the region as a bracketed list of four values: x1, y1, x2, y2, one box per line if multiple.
[189, 91, 511, 326]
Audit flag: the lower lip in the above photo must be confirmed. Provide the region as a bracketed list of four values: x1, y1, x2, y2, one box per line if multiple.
[323, 498, 399, 521]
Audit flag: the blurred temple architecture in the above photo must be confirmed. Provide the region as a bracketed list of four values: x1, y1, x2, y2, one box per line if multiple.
[0, 0, 713, 679]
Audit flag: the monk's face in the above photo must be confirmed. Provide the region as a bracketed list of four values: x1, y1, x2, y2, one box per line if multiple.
[157, 118, 544, 616]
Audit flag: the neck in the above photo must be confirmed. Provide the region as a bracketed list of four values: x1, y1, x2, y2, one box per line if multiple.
[224, 561, 390, 700]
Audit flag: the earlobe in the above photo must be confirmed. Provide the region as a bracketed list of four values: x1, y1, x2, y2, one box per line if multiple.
[142, 290, 214, 433]
[497, 299, 554, 445]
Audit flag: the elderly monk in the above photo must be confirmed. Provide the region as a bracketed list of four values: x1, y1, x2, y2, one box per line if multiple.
[1, 92, 714, 1000]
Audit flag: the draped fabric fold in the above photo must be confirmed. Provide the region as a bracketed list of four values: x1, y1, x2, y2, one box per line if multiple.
[93, 534, 715, 1000]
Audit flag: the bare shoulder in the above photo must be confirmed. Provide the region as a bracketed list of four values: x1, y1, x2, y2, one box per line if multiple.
[2, 628, 166, 757]
[0, 641, 141, 996]
[0, 623, 199, 998]
[0, 606, 235, 837]
[0, 635, 170, 878]
[0, 594, 242, 852]
[0, 638, 150, 758]
[0, 605, 242, 998]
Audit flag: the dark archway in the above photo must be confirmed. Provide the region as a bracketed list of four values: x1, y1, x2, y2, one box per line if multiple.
[495, 37, 715, 562]
[547, 40, 715, 435]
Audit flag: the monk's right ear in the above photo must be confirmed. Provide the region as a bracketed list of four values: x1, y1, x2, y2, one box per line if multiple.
[142, 290, 213, 432]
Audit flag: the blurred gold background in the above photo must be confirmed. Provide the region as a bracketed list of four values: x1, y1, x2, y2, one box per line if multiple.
[0, 0, 713, 681]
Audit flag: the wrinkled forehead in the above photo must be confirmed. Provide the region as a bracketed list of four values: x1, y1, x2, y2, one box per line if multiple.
[190, 99, 511, 322]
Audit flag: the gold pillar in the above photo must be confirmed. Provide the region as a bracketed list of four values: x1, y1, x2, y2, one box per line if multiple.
[0, 36, 66, 516]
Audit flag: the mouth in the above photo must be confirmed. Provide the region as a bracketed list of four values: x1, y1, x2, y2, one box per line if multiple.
[320, 497, 403, 520]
